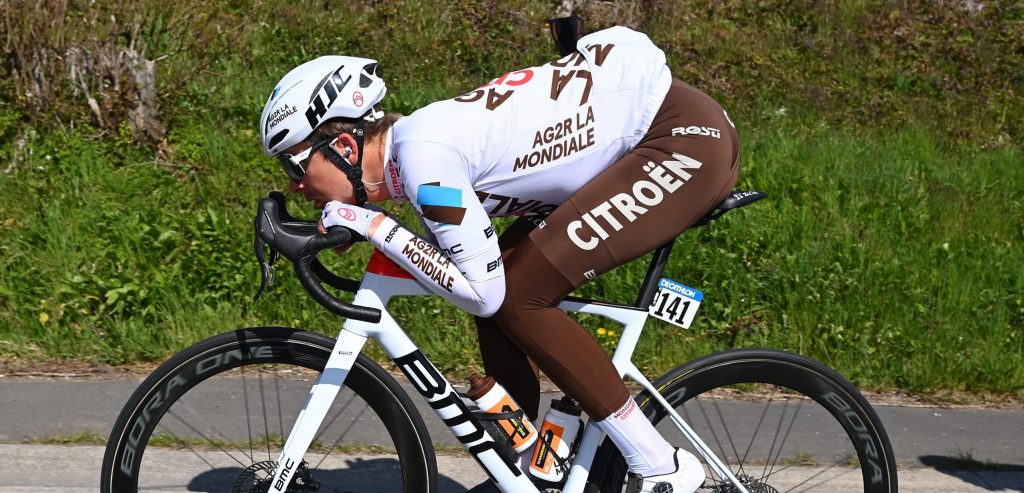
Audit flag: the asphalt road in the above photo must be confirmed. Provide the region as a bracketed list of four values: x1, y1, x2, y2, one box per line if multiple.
[1, 375, 1022, 491]
[3, 443, 1023, 492]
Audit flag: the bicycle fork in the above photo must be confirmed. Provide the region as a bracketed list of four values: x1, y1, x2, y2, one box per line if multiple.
[266, 329, 367, 493]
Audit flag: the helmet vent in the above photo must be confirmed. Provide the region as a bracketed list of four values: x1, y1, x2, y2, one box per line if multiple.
[360, 63, 378, 88]
[261, 56, 385, 156]
[309, 65, 345, 104]
[267, 129, 289, 151]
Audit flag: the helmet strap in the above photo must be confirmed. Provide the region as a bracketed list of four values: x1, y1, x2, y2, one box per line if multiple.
[321, 120, 369, 206]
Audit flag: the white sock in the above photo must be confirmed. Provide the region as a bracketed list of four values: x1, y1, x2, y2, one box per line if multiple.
[595, 396, 677, 476]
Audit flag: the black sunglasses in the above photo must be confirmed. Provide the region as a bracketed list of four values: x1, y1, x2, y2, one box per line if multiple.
[276, 138, 337, 182]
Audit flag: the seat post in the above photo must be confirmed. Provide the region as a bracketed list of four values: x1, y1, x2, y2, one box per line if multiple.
[634, 241, 674, 308]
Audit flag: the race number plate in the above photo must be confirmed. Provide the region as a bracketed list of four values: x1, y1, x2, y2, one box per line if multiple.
[648, 278, 703, 329]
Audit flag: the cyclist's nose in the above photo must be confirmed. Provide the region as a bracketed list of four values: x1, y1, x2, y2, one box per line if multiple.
[289, 180, 303, 193]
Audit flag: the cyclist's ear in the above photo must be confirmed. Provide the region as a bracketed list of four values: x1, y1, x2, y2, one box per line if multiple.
[335, 133, 359, 164]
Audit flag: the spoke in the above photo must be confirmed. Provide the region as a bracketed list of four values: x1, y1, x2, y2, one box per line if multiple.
[711, 398, 744, 476]
[742, 386, 773, 476]
[169, 397, 255, 464]
[275, 366, 285, 451]
[694, 397, 740, 479]
[258, 367, 273, 460]
[765, 397, 803, 482]
[782, 464, 843, 493]
[153, 424, 220, 470]
[312, 388, 359, 445]
[313, 389, 366, 469]
[242, 364, 255, 462]
[682, 404, 726, 487]
[163, 409, 251, 468]
[758, 389, 783, 481]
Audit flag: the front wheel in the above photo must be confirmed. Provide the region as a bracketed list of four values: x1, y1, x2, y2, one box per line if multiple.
[590, 349, 898, 492]
[100, 326, 437, 492]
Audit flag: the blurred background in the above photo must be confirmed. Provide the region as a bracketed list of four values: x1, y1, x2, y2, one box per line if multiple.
[0, 0, 1020, 400]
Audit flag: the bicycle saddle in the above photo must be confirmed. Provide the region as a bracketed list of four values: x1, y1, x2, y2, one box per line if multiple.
[693, 190, 767, 227]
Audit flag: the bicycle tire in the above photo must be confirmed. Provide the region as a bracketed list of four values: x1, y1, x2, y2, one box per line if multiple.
[588, 348, 898, 493]
[100, 326, 437, 492]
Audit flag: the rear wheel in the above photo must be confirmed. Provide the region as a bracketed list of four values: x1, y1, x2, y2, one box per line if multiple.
[590, 349, 898, 492]
[100, 327, 437, 492]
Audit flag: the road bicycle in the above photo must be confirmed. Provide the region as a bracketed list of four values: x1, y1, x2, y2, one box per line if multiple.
[101, 189, 898, 492]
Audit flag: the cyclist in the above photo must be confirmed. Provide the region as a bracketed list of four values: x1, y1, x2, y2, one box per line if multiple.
[260, 26, 738, 493]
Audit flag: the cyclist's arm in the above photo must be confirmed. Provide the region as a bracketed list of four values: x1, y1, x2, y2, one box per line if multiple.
[416, 214, 439, 245]
[367, 144, 505, 317]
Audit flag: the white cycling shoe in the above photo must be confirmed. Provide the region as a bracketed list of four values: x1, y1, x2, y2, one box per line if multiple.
[627, 448, 705, 493]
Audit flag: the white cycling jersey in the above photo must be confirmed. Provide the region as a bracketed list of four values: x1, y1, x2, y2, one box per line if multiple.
[367, 26, 672, 316]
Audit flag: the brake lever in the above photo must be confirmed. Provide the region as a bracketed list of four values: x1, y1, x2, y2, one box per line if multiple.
[253, 232, 280, 303]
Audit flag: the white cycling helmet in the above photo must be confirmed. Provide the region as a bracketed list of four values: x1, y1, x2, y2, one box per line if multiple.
[260, 55, 387, 156]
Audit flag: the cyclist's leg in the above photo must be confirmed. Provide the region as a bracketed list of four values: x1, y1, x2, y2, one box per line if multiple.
[493, 79, 738, 420]
[473, 217, 542, 419]
[490, 80, 739, 481]
[493, 243, 631, 417]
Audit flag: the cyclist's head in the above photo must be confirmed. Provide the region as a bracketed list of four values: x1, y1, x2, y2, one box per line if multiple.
[261, 56, 389, 198]
[261, 55, 386, 156]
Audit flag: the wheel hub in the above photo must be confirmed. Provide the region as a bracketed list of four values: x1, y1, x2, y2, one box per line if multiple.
[231, 460, 320, 493]
[709, 474, 779, 493]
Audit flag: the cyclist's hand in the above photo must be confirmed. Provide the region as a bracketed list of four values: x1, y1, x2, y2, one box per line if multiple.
[318, 201, 383, 241]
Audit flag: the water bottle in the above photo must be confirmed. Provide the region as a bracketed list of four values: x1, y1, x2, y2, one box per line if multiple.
[466, 374, 538, 453]
[529, 396, 583, 482]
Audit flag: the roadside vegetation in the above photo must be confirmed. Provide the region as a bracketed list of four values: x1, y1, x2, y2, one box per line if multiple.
[0, 1, 1021, 398]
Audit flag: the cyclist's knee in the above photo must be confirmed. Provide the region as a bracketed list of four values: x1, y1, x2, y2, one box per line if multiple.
[490, 294, 537, 334]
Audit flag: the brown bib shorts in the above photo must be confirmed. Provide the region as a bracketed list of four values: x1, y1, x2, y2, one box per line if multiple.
[476, 80, 740, 421]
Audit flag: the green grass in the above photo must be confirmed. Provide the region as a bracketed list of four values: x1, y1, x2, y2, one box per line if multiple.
[1, 119, 1020, 396]
[570, 119, 1023, 396]
[781, 451, 820, 467]
[25, 431, 107, 446]
[0, 1, 1021, 397]
[22, 431, 412, 455]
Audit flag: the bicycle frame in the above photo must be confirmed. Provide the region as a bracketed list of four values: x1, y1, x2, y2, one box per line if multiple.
[265, 260, 751, 493]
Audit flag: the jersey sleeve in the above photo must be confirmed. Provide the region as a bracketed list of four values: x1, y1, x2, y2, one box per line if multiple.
[369, 140, 506, 317]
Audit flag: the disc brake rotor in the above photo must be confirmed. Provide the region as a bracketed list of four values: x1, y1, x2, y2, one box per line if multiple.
[709, 474, 780, 493]
[230, 460, 320, 493]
